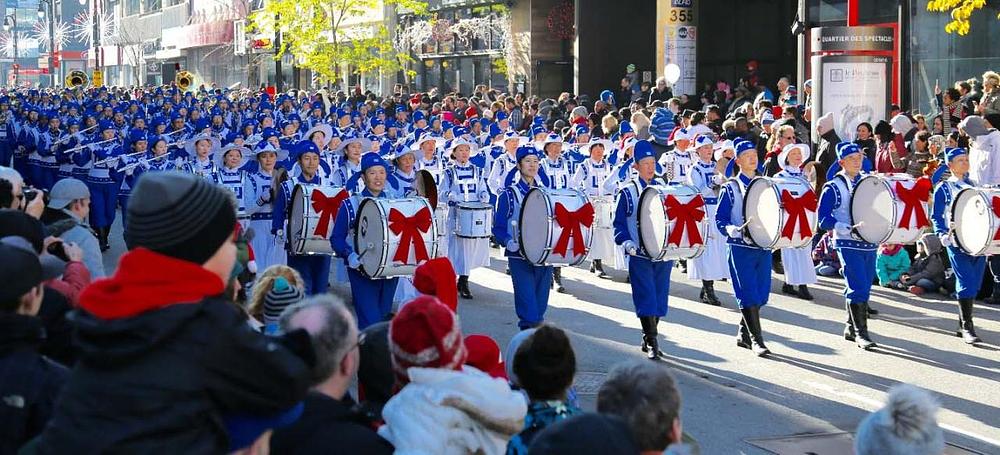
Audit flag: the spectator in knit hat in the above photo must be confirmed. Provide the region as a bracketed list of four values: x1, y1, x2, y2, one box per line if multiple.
[855, 384, 944, 455]
[411, 256, 458, 312]
[0, 238, 68, 455]
[507, 325, 581, 455]
[378, 295, 527, 455]
[597, 361, 687, 454]
[464, 334, 507, 380]
[262, 276, 304, 335]
[248, 264, 304, 326]
[271, 295, 394, 454]
[33, 171, 314, 454]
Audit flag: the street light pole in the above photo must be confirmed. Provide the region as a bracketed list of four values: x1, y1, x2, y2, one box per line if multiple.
[38, 0, 56, 87]
[3, 15, 17, 87]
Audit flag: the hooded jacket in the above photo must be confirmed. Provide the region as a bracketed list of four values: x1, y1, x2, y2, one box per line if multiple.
[32, 248, 313, 454]
[903, 235, 947, 287]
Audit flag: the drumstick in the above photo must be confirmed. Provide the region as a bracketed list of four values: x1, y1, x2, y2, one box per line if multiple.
[851, 221, 865, 230]
[357, 242, 374, 260]
[737, 216, 754, 230]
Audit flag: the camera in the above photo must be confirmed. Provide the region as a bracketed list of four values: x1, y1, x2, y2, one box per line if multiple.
[46, 240, 70, 262]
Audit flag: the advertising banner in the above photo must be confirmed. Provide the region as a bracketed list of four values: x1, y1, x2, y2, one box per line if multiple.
[811, 54, 892, 142]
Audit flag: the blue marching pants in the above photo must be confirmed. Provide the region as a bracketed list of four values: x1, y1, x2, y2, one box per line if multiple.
[0, 142, 11, 168]
[118, 195, 130, 231]
[12, 156, 28, 181]
[87, 182, 119, 229]
[837, 248, 877, 305]
[946, 247, 987, 299]
[509, 257, 554, 329]
[347, 267, 398, 329]
[627, 255, 672, 317]
[287, 254, 332, 296]
[29, 164, 56, 191]
[727, 245, 771, 309]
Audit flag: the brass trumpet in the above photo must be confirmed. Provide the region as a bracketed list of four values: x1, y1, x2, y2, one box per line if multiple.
[65, 70, 89, 89]
[176, 71, 194, 91]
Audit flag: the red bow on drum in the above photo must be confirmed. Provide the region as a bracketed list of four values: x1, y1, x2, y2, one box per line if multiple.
[553, 202, 595, 257]
[311, 189, 350, 236]
[780, 189, 817, 241]
[992, 196, 1000, 241]
[665, 195, 705, 247]
[388, 207, 433, 264]
[895, 178, 932, 229]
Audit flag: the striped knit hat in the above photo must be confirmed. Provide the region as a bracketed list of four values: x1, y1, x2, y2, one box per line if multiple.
[388, 295, 466, 385]
[263, 277, 303, 328]
[125, 171, 236, 264]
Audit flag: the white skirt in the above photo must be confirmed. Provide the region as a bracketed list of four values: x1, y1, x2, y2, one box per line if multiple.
[447, 233, 491, 276]
[688, 206, 730, 281]
[781, 244, 818, 285]
[589, 228, 617, 262]
[247, 218, 287, 273]
[613, 245, 630, 271]
[393, 276, 420, 307]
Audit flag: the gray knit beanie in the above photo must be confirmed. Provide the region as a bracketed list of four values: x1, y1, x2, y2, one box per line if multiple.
[263, 277, 303, 326]
[958, 115, 989, 138]
[855, 384, 944, 455]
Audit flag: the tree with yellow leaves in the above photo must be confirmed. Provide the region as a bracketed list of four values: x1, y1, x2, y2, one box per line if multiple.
[926, 0, 999, 35]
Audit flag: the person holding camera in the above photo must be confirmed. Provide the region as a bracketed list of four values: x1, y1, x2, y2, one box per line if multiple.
[39, 178, 105, 278]
[0, 166, 45, 218]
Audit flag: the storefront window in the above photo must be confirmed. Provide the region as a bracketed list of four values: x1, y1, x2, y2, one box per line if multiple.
[807, 0, 846, 24]
[144, 0, 161, 13]
[125, 0, 140, 16]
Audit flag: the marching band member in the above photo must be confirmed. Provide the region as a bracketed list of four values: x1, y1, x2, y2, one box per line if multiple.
[818, 142, 878, 350]
[487, 132, 529, 197]
[214, 143, 251, 226]
[132, 137, 177, 176]
[493, 145, 553, 330]
[181, 133, 221, 182]
[272, 140, 332, 295]
[244, 141, 288, 274]
[932, 148, 985, 344]
[614, 140, 671, 359]
[332, 134, 370, 193]
[298, 123, 335, 179]
[444, 137, 491, 299]
[331, 153, 400, 329]
[85, 121, 122, 252]
[111, 129, 149, 231]
[572, 138, 615, 277]
[717, 140, 772, 357]
[775, 143, 818, 300]
[413, 130, 447, 185]
[659, 128, 693, 183]
[31, 113, 61, 190]
[686, 135, 730, 306]
[387, 145, 419, 196]
[55, 119, 81, 181]
[538, 132, 572, 293]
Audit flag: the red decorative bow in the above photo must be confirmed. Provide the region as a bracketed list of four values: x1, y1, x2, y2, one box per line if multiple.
[780, 189, 818, 241]
[553, 202, 595, 257]
[311, 189, 350, 236]
[895, 178, 931, 229]
[665, 194, 706, 247]
[992, 196, 1000, 241]
[388, 206, 433, 264]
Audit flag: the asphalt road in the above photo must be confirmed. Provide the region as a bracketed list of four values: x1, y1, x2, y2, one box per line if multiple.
[103, 216, 1000, 454]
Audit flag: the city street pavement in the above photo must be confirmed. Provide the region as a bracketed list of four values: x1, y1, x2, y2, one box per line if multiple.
[103, 216, 1000, 454]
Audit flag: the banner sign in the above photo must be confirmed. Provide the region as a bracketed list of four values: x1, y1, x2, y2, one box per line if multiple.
[812, 26, 894, 52]
[811, 54, 892, 142]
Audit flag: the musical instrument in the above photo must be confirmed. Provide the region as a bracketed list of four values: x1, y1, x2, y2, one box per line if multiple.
[288, 184, 346, 256]
[743, 177, 817, 249]
[65, 137, 118, 154]
[434, 203, 449, 240]
[637, 184, 707, 261]
[518, 187, 593, 266]
[851, 173, 931, 245]
[176, 71, 194, 90]
[413, 169, 439, 209]
[454, 202, 493, 238]
[65, 70, 89, 89]
[354, 197, 438, 279]
[93, 149, 145, 166]
[118, 153, 172, 173]
[590, 196, 615, 230]
[950, 186, 1000, 256]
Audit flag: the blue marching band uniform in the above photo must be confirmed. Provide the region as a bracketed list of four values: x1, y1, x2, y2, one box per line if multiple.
[2, 86, 990, 348]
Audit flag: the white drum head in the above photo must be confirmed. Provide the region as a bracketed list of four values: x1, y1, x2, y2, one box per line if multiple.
[852, 176, 893, 244]
[289, 184, 308, 251]
[355, 198, 388, 278]
[953, 189, 992, 256]
[744, 178, 780, 248]
[519, 189, 551, 264]
[638, 187, 667, 258]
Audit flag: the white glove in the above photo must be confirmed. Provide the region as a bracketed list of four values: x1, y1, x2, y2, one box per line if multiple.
[257, 194, 271, 205]
[834, 222, 852, 238]
[274, 229, 285, 242]
[711, 174, 726, 185]
[725, 225, 742, 239]
[940, 235, 953, 248]
[506, 239, 520, 252]
[623, 240, 638, 256]
[348, 252, 362, 269]
[174, 157, 185, 168]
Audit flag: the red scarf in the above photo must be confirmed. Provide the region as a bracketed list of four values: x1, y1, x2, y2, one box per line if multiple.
[79, 248, 226, 320]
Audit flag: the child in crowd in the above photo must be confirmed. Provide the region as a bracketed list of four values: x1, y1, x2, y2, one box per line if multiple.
[876, 243, 910, 290]
[812, 231, 841, 277]
[899, 234, 947, 296]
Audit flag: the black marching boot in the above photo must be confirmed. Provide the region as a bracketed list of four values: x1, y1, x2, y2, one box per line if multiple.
[700, 280, 722, 306]
[639, 316, 651, 353]
[781, 283, 798, 297]
[736, 315, 752, 349]
[797, 285, 814, 301]
[866, 303, 879, 315]
[848, 303, 876, 350]
[957, 298, 981, 344]
[748, 307, 771, 356]
[984, 283, 1000, 305]
[843, 310, 856, 341]
[553, 267, 566, 293]
[594, 259, 609, 278]
[457, 275, 473, 299]
[640, 316, 665, 360]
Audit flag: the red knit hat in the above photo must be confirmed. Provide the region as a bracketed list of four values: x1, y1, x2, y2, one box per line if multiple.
[412, 257, 458, 312]
[465, 106, 478, 119]
[464, 334, 507, 380]
[389, 295, 466, 385]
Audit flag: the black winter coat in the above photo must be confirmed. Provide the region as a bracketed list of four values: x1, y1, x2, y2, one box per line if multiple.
[271, 392, 394, 454]
[31, 298, 312, 454]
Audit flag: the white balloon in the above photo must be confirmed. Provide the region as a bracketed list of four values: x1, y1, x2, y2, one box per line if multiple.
[664, 64, 681, 85]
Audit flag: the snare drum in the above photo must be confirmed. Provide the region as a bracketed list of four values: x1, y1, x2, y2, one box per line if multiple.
[289, 184, 347, 255]
[743, 177, 817, 249]
[518, 187, 593, 266]
[454, 202, 493, 238]
[851, 174, 932, 245]
[638, 184, 707, 261]
[354, 197, 438, 279]
[434, 204, 450, 236]
[951, 187, 1000, 256]
[591, 196, 615, 230]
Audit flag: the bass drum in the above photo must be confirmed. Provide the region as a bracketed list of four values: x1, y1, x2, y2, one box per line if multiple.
[951, 187, 1000, 256]
[354, 197, 438, 279]
[743, 177, 817, 249]
[518, 187, 593, 266]
[288, 184, 346, 256]
[850, 174, 931, 245]
[637, 184, 707, 261]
